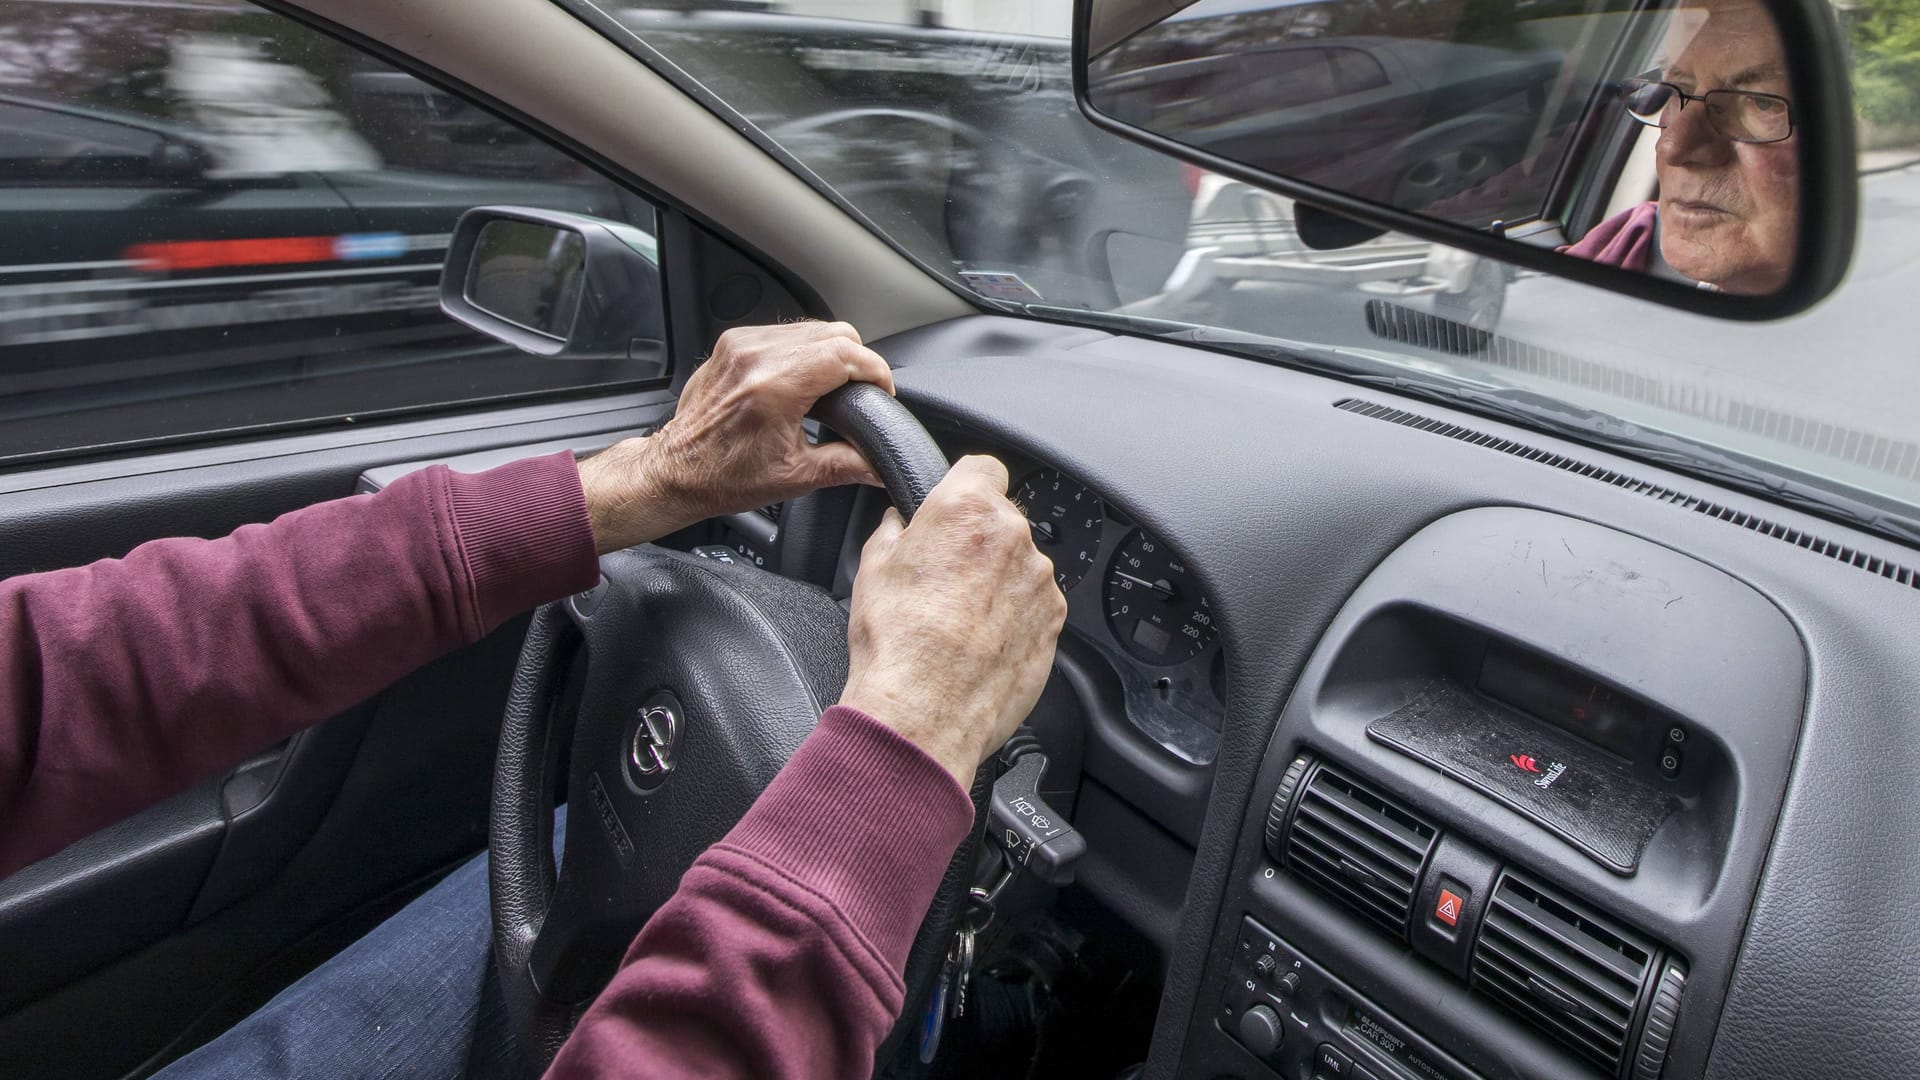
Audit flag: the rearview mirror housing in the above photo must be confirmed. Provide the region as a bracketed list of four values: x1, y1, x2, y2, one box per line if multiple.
[440, 206, 666, 368]
[1073, 0, 1858, 320]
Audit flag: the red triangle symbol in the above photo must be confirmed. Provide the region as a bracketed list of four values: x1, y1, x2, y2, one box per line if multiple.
[1439, 897, 1458, 920]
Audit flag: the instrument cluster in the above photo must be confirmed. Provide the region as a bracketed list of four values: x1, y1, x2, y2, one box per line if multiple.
[1010, 465, 1226, 763]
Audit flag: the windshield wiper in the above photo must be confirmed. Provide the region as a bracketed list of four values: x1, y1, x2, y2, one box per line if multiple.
[1024, 306, 1920, 549]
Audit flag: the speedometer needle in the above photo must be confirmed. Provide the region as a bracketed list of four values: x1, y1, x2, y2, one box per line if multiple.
[1027, 519, 1057, 544]
[1112, 570, 1175, 599]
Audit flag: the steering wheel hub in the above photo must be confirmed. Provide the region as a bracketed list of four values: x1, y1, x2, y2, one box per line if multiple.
[626, 691, 683, 789]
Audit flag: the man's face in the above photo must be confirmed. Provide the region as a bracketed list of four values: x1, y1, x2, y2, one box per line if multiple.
[1655, 0, 1798, 295]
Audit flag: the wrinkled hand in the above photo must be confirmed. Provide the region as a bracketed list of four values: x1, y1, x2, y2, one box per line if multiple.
[839, 456, 1069, 785]
[578, 321, 893, 553]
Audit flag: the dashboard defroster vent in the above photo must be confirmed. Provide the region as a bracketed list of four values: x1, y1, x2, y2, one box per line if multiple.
[1357, 301, 1920, 492]
[1278, 762, 1438, 937]
[1471, 872, 1660, 1075]
[1331, 397, 1920, 592]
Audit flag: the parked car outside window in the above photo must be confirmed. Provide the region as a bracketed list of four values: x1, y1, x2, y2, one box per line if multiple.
[0, 0, 662, 464]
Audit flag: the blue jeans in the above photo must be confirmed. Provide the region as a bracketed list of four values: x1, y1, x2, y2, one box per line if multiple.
[156, 809, 565, 1080]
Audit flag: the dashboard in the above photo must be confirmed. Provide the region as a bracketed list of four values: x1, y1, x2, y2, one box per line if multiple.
[373, 311, 1919, 1080]
[881, 449, 1788, 1080]
[837, 315, 1920, 1080]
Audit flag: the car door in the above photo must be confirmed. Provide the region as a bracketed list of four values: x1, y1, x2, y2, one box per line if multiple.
[0, 4, 809, 1075]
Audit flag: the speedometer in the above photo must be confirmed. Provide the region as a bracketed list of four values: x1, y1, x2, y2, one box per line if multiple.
[1104, 528, 1217, 665]
[1012, 468, 1105, 592]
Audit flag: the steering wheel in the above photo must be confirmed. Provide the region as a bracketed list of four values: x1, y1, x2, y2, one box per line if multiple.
[487, 382, 989, 1073]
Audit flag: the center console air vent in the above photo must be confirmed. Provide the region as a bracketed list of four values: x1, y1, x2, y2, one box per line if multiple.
[1472, 872, 1658, 1075]
[1276, 762, 1438, 936]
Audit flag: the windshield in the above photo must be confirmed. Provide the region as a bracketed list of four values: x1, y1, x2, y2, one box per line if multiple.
[586, 0, 1919, 536]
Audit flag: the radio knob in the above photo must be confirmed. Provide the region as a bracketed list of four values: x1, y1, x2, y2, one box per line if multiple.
[1237, 1004, 1284, 1057]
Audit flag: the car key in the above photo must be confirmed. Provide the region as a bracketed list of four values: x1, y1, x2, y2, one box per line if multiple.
[919, 921, 974, 1063]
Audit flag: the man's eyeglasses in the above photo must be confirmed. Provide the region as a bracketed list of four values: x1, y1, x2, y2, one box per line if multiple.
[1618, 77, 1794, 144]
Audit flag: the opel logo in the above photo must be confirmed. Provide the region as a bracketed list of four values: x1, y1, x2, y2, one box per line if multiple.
[632, 705, 678, 775]
[627, 691, 684, 791]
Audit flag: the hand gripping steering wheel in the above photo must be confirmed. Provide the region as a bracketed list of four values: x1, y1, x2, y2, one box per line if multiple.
[487, 382, 990, 1073]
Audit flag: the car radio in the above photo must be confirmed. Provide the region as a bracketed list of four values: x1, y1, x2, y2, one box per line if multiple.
[1220, 915, 1476, 1080]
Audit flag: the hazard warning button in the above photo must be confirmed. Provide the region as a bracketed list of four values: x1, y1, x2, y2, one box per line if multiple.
[1409, 853, 1498, 978]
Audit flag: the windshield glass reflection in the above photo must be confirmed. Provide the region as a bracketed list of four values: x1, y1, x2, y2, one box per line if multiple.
[604, 0, 1915, 523]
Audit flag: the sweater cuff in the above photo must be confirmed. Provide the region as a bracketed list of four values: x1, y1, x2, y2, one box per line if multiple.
[720, 704, 976, 971]
[442, 451, 601, 631]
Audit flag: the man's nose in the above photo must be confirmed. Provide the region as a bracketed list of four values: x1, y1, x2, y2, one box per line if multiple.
[1657, 98, 1734, 167]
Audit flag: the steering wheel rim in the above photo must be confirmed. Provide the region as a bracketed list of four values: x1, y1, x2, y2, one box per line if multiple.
[807, 381, 950, 523]
[488, 381, 988, 1072]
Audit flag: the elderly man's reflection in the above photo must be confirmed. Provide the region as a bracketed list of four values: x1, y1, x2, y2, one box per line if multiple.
[1564, 0, 1797, 295]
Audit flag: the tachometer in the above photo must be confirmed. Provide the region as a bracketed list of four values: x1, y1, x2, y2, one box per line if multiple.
[1104, 529, 1217, 665]
[1012, 468, 1105, 592]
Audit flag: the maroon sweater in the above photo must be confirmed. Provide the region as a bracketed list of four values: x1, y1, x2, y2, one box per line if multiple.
[1560, 201, 1658, 272]
[0, 451, 974, 1078]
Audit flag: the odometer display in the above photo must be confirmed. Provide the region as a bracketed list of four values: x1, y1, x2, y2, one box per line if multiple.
[1013, 468, 1105, 592]
[1104, 529, 1216, 665]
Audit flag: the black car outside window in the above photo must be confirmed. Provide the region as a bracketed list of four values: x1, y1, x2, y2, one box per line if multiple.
[0, 1, 665, 466]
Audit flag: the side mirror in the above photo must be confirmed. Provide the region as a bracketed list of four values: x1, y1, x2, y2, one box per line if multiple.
[150, 140, 211, 182]
[440, 206, 665, 369]
[1074, 0, 1858, 319]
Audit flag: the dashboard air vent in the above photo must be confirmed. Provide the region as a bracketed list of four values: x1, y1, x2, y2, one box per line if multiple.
[1364, 298, 1494, 356]
[1280, 763, 1438, 936]
[1332, 397, 1920, 592]
[1471, 872, 1658, 1074]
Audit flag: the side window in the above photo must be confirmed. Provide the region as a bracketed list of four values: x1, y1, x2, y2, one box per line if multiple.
[0, 3, 664, 465]
[0, 102, 172, 183]
[1327, 48, 1389, 95]
[1112, 50, 1335, 130]
[1241, 49, 1337, 113]
[1117, 59, 1246, 128]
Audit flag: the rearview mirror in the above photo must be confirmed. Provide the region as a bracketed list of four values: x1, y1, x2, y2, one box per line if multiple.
[441, 206, 665, 369]
[1074, 0, 1857, 318]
